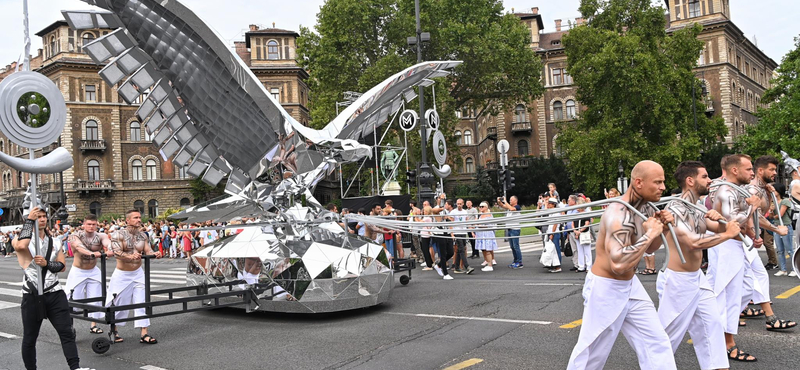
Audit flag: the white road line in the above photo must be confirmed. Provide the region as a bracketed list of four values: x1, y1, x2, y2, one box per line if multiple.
[0, 331, 19, 339]
[141, 365, 169, 370]
[149, 271, 187, 275]
[524, 283, 583, 286]
[169, 267, 188, 271]
[0, 281, 23, 286]
[387, 312, 551, 325]
[0, 300, 19, 310]
[0, 287, 21, 297]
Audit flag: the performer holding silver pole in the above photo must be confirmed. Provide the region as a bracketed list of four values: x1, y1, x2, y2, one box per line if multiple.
[567, 160, 676, 370]
[657, 161, 740, 369]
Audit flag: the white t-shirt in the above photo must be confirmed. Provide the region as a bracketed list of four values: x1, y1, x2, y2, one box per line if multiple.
[202, 230, 218, 245]
[449, 208, 469, 235]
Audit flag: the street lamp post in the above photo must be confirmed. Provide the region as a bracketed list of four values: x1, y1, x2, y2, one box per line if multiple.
[617, 160, 629, 193]
[407, 0, 433, 205]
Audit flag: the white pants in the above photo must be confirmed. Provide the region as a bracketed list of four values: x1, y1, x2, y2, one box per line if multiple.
[743, 247, 771, 305]
[657, 269, 729, 370]
[65, 266, 103, 320]
[707, 239, 746, 335]
[576, 243, 592, 270]
[106, 268, 150, 328]
[169, 242, 177, 258]
[568, 272, 676, 370]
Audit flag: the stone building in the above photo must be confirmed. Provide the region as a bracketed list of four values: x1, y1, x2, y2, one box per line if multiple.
[0, 21, 308, 224]
[447, 1, 776, 191]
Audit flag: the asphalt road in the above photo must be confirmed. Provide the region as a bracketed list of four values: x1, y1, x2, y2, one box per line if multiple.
[1, 243, 798, 370]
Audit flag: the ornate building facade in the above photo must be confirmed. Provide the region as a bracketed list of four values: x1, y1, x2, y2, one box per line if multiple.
[0, 21, 308, 224]
[447, 1, 776, 191]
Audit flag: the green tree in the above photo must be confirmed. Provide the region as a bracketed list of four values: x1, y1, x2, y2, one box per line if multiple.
[298, 0, 544, 173]
[737, 36, 800, 157]
[189, 175, 225, 203]
[559, 0, 727, 191]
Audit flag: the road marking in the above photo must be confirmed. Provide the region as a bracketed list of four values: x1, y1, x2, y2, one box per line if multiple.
[387, 312, 551, 325]
[0, 301, 19, 310]
[149, 271, 187, 276]
[169, 267, 188, 271]
[560, 319, 582, 329]
[0, 281, 23, 287]
[443, 358, 483, 370]
[0, 331, 19, 339]
[524, 283, 583, 286]
[141, 365, 169, 370]
[0, 287, 21, 297]
[776, 285, 800, 299]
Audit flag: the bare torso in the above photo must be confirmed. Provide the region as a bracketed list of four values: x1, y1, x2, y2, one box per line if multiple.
[69, 231, 111, 269]
[110, 227, 149, 271]
[592, 200, 657, 280]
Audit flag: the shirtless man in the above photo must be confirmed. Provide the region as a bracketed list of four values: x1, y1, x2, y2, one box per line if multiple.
[706, 154, 762, 362]
[743, 155, 795, 332]
[567, 160, 676, 370]
[658, 161, 741, 369]
[66, 214, 111, 334]
[106, 210, 161, 344]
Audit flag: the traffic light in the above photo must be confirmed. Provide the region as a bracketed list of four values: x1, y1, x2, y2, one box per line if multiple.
[505, 170, 516, 191]
[498, 169, 508, 187]
[405, 169, 417, 186]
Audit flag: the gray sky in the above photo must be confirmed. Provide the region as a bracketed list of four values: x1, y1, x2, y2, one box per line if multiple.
[0, 0, 796, 69]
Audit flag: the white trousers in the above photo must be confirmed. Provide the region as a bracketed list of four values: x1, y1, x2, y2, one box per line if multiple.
[657, 269, 729, 370]
[568, 272, 676, 370]
[742, 247, 771, 305]
[106, 267, 150, 328]
[576, 243, 592, 270]
[707, 239, 746, 335]
[65, 266, 103, 320]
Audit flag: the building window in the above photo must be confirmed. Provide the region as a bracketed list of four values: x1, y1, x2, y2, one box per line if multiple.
[267, 40, 279, 60]
[565, 100, 577, 119]
[85, 85, 96, 102]
[465, 158, 474, 173]
[698, 50, 705, 65]
[553, 101, 563, 121]
[514, 104, 526, 122]
[134, 200, 145, 214]
[517, 140, 529, 156]
[688, 0, 701, 17]
[552, 68, 562, 85]
[455, 130, 462, 145]
[180, 198, 191, 209]
[177, 165, 188, 180]
[17, 171, 22, 187]
[146, 159, 158, 180]
[270, 88, 280, 102]
[148, 199, 158, 218]
[89, 201, 102, 217]
[132, 159, 143, 180]
[0, 140, 4, 152]
[563, 69, 572, 84]
[81, 32, 96, 49]
[463, 130, 473, 145]
[87, 160, 100, 181]
[85, 120, 98, 140]
[49, 36, 56, 58]
[130, 122, 141, 142]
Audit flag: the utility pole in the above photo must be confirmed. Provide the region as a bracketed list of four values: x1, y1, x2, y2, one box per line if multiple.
[409, 0, 434, 205]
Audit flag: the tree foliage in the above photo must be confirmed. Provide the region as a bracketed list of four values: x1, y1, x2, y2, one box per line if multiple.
[737, 35, 800, 157]
[297, 0, 544, 171]
[559, 0, 727, 191]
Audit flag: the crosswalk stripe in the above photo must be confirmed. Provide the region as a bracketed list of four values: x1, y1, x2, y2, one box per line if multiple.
[0, 301, 19, 310]
[0, 287, 20, 297]
[169, 267, 188, 271]
[149, 271, 187, 276]
[0, 331, 19, 339]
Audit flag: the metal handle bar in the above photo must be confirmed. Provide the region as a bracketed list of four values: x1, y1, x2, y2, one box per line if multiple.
[657, 196, 751, 249]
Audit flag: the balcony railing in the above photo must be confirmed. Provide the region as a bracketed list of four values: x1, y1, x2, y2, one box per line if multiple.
[80, 139, 106, 152]
[510, 157, 531, 168]
[486, 126, 497, 140]
[485, 162, 499, 171]
[74, 179, 114, 194]
[511, 122, 532, 133]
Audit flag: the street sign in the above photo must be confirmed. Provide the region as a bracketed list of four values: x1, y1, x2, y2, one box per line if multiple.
[66, 204, 76, 212]
[398, 109, 417, 131]
[497, 139, 509, 154]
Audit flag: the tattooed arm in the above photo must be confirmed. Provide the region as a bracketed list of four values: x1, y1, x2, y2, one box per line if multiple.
[716, 185, 753, 225]
[604, 209, 663, 276]
[110, 231, 140, 263]
[672, 207, 741, 250]
[69, 233, 93, 258]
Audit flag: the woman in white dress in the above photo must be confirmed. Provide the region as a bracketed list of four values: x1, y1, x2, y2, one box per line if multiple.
[474, 202, 498, 271]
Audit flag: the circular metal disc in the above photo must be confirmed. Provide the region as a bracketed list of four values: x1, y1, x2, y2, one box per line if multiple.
[433, 130, 447, 165]
[497, 139, 509, 154]
[0, 71, 66, 148]
[425, 109, 439, 130]
[399, 110, 418, 132]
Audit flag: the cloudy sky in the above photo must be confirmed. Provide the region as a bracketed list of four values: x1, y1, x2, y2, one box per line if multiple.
[0, 0, 797, 68]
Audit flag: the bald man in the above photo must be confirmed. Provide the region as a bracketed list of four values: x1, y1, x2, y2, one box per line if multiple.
[567, 161, 676, 370]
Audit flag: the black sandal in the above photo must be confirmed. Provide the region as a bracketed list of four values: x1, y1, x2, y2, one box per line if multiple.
[727, 346, 757, 362]
[89, 326, 103, 334]
[739, 321, 746, 327]
[766, 315, 797, 331]
[638, 269, 656, 275]
[113, 334, 124, 343]
[140, 334, 158, 344]
[741, 307, 764, 318]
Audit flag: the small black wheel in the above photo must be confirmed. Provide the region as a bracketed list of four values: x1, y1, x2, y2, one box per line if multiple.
[92, 337, 111, 354]
[399, 275, 410, 285]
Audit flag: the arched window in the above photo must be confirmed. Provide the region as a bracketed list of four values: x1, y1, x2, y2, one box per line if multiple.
[180, 198, 191, 209]
[267, 40, 279, 60]
[455, 130, 462, 145]
[17, 171, 22, 188]
[85, 120, 98, 140]
[517, 140, 529, 156]
[148, 199, 158, 218]
[465, 157, 475, 173]
[553, 101, 563, 121]
[177, 165, 188, 180]
[134, 200, 145, 215]
[81, 32, 96, 49]
[146, 159, 158, 180]
[514, 104, 526, 122]
[87, 160, 100, 181]
[463, 130, 473, 145]
[130, 122, 141, 142]
[89, 201, 102, 216]
[132, 159, 143, 180]
[0, 140, 4, 152]
[565, 100, 576, 119]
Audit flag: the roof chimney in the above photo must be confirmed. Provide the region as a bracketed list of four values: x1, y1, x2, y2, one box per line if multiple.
[576, 17, 585, 26]
[249, 24, 258, 31]
[555, 19, 562, 32]
[531, 7, 539, 15]
[272, 22, 275, 28]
